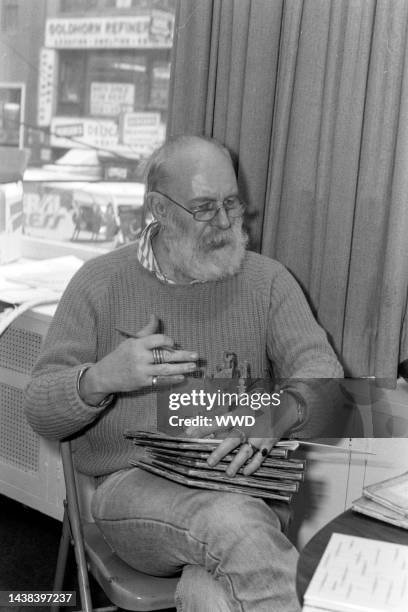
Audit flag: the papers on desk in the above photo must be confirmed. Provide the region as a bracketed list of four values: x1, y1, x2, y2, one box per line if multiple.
[1, 255, 83, 296]
[302, 533, 408, 612]
[0, 255, 83, 336]
[362, 472, 408, 516]
[351, 497, 408, 530]
[351, 471, 408, 529]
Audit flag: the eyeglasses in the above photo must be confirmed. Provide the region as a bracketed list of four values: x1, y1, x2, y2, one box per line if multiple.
[152, 189, 245, 222]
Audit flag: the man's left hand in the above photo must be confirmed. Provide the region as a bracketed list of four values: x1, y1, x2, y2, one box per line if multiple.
[207, 435, 280, 477]
[185, 391, 300, 476]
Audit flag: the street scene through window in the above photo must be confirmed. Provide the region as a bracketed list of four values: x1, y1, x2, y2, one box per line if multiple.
[0, 0, 176, 254]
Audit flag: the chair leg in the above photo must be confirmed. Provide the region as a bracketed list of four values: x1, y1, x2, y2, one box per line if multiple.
[51, 505, 71, 612]
[69, 518, 94, 612]
[52, 500, 94, 612]
[59, 442, 95, 612]
[74, 553, 93, 612]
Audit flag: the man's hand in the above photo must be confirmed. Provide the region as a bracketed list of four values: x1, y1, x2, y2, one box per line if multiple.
[185, 391, 300, 476]
[80, 314, 198, 405]
[207, 434, 282, 477]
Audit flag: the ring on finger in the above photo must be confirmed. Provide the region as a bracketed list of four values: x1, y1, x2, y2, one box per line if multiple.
[152, 347, 165, 365]
[151, 375, 158, 387]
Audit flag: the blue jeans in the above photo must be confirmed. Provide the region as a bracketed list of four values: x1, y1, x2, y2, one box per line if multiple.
[91, 468, 301, 612]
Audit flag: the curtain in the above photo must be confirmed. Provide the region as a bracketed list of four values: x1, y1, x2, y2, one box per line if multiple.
[167, 0, 408, 381]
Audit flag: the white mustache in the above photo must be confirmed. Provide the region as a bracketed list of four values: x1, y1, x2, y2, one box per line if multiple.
[201, 229, 234, 249]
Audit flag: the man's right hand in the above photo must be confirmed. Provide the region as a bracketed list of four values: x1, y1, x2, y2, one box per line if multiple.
[79, 314, 198, 406]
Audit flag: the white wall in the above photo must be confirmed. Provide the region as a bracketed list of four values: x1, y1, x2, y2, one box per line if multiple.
[291, 379, 408, 550]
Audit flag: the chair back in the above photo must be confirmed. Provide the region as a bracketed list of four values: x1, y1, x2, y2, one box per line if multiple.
[75, 472, 96, 524]
[60, 440, 95, 522]
[58, 439, 178, 611]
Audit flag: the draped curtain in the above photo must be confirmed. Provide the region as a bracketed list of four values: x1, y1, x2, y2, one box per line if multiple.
[167, 0, 408, 381]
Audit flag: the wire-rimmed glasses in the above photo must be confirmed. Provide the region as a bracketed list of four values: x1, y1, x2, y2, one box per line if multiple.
[152, 189, 245, 222]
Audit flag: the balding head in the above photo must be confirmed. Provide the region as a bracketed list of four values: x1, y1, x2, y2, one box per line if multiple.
[145, 135, 234, 194]
[143, 134, 246, 283]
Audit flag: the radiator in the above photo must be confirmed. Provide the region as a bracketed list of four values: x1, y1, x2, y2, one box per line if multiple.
[0, 308, 64, 521]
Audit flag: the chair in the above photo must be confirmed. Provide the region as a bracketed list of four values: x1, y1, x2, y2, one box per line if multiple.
[52, 440, 179, 612]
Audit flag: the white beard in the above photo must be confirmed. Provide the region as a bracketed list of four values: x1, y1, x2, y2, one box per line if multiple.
[162, 221, 248, 282]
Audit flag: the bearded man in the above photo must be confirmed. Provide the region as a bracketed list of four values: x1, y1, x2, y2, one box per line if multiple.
[25, 135, 343, 612]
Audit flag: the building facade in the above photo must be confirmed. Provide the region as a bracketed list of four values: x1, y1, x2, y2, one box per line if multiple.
[38, 0, 175, 175]
[0, 0, 47, 150]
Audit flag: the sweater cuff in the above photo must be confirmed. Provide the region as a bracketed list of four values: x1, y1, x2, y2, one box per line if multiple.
[66, 363, 110, 421]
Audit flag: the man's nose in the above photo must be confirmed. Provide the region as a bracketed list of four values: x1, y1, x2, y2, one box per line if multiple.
[211, 204, 231, 229]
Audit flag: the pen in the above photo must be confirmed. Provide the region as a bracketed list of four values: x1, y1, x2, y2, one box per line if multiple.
[115, 326, 178, 352]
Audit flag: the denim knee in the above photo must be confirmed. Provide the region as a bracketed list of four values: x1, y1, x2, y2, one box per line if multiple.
[190, 492, 282, 541]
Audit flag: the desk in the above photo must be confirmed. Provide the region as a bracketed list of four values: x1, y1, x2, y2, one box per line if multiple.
[296, 508, 408, 604]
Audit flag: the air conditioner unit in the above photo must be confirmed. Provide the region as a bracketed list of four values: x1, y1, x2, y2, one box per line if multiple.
[0, 307, 64, 521]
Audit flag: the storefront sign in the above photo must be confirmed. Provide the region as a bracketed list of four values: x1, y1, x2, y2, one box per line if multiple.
[37, 48, 57, 127]
[50, 117, 118, 149]
[23, 181, 145, 245]
[150, 10, 174, 39]
[90, 82, 135, 117]
[53, 123, 84, 139]
[120, 112, 164, 148]
[45, 14, 173, 49]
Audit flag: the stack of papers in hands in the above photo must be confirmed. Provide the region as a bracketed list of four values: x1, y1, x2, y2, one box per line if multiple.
[303, 533, 408, 612]
[125, 431, 305, 503]
[352, 472, 408, 529]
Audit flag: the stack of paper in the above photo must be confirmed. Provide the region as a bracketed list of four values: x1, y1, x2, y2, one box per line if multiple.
[125, 431, 305, 503]
[352, 472, 408, 529]
[0, 255, 83, 336]
[2, 255, 83, 296]
[303, 533, 408, 612]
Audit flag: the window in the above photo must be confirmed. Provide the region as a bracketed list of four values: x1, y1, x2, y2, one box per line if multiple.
[0, 84, 24, 147]
[87, 52, 148, 115]
[57, 52, 86, 116]
[13, 0, 175, 255]
[1, 0, 19, 32]
[56, 50, 171, 119]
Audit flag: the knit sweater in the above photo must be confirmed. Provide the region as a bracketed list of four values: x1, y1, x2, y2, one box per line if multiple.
[24, 245, 343, 476]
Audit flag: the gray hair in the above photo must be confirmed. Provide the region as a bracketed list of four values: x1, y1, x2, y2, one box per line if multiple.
[143, 134, 234, 194]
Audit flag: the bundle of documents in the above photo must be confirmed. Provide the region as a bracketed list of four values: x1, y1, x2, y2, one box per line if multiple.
[0, 256, 83, 336]
[352, 471, 408, 529]
[125, 430, 306, 503]
[302, 533, 408, 612]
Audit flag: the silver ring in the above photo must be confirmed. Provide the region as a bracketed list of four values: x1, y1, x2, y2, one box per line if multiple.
[152, 348, 165, 365]
[152, 375, 158, 387]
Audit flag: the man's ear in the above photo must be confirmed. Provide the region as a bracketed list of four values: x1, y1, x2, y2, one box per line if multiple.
[146, 192, 167, 221]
